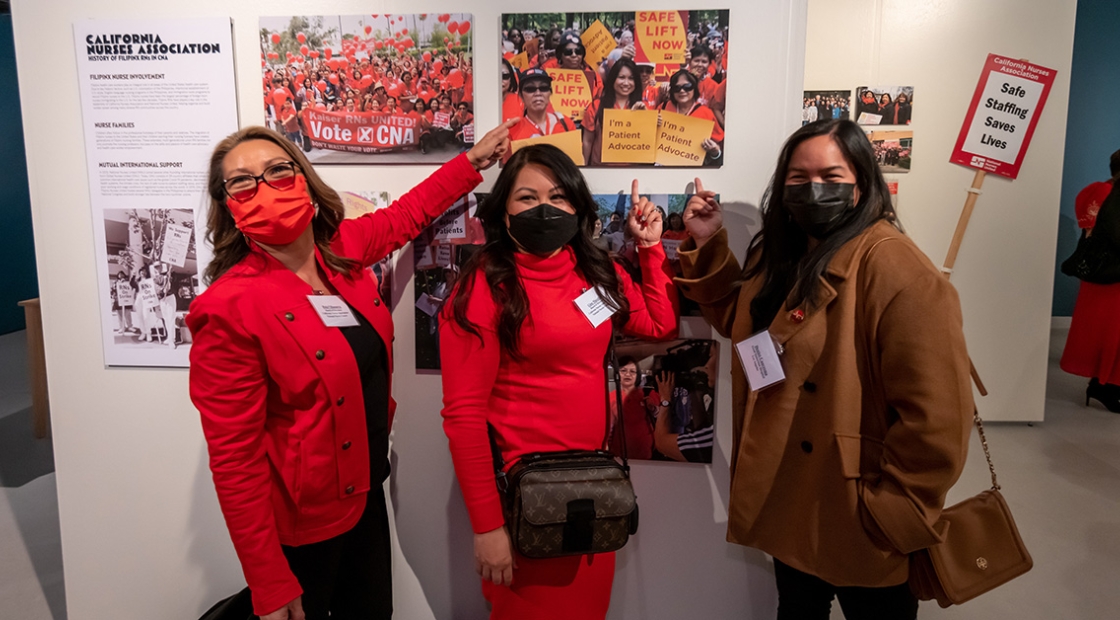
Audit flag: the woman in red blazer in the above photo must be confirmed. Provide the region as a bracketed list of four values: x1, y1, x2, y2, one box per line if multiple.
[188, 121, 515, 620]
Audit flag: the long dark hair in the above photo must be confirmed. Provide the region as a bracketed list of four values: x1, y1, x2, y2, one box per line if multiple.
[204, 126, 358, 284]
[746, 119, 899, 328]
[599, 58, 642, 127]
[450, 145, 629, 358]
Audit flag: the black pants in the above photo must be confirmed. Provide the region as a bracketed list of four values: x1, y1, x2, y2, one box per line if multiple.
[281, 486, 393, 619]
[774, 558, 917, 620]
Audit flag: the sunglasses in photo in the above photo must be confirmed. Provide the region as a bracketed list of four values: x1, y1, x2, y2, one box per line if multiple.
[561, 47, 584, 56]
[671, 82, 696, 93]
[522, 85, 552, 94]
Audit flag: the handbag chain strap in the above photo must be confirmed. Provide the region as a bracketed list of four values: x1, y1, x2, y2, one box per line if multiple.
[973, 410, 1000, 491]
[606, 325, 631, 473]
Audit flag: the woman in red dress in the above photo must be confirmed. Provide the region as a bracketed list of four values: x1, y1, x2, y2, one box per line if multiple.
[439, 145, 678, 619]
[1061, 163, 1120, 412]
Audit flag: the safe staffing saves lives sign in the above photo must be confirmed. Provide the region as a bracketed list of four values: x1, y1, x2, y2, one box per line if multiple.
[949, 54, 1057, 180]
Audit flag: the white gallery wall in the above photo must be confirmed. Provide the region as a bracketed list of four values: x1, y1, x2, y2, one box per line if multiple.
[804, 0, 1077, 423]
[12, 1, 807, 619]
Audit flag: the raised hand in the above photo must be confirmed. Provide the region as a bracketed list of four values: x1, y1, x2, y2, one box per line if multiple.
[466, 118, 520, 171]
[627, 179, 663, 248]
[682, 177, 723, 248]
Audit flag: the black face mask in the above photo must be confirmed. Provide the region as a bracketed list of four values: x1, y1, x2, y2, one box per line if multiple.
[783, 182, 856, 239]
[507, 204, 580, 255]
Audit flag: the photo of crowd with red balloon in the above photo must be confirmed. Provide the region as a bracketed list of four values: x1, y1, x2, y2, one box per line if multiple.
[259, 14, 474, 164]
[500, 11, 728, 168]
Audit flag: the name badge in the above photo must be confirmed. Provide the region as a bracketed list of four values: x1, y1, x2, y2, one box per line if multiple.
[734, 330, 786, 391]
[307, 295, 360, 327]
[573, 287, 616, 328]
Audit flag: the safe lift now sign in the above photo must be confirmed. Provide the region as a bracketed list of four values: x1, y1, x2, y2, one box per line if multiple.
[949, 54, 1057, 180]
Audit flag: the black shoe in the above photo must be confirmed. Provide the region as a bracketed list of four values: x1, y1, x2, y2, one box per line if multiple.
[1086, 378, 1120, 413]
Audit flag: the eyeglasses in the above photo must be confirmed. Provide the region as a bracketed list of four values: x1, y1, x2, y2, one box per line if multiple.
[561, 47, 583, 56]
[501, 72, 512, 80]
[223, 161, 299, 202]
[618, 368, 638, 375]
[670, 82, 696, 93]
[522, 85, 551, 94]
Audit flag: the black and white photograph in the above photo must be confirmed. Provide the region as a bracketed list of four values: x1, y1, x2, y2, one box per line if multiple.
[855, 85, 913, 125]
[102, 208, 199, 366]
[610, 338, 719, 464]
[802, 90, 851, 124]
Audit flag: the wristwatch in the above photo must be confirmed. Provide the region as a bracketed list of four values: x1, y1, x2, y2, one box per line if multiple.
[660, 399, 670, 408]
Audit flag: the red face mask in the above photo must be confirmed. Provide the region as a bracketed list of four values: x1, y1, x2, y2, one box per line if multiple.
[226, 174, 314, 246]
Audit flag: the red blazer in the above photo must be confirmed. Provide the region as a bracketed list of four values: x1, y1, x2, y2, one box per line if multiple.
[187, 154, 481, 615]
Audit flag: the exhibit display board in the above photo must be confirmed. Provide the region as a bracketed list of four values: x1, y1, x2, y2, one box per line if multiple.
[73, 18, 237, 367]
[15, 1, 805, 619]
[803, 0, 1076, 424]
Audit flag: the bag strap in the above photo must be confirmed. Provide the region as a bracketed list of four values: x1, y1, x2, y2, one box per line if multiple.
[855, 237, 1000, 492]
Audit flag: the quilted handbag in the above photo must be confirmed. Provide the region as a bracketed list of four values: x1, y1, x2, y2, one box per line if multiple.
[491, 330, 638, 558]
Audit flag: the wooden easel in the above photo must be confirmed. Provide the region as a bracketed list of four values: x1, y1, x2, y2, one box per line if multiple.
[941, 168, 989, 397]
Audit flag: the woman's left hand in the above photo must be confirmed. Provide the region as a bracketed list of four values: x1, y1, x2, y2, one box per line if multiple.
[702, 138, 720, 154]
[631, 102, 647, 111]
[628, 179, 663, 248]
[466, 118, 519, 171]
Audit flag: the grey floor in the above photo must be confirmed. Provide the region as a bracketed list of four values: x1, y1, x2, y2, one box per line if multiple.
[0, 325, 1117, 620]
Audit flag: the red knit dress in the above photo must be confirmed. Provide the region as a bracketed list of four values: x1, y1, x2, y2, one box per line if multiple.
[440, 244, 678, 619]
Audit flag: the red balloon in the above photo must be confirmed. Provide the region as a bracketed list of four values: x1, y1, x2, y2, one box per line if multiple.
[375, 41, 384, 50]
[328, 73, 340, 85]
[448, 21, 458, 35]
[458, 21, 470, 35]
[309, 50, 320, 59]
[296, 32, 307, 44]
[404, 39, 414, 48]
[360, 76, 374, 89]
[295, 72, 306, 84]
[432, 60, 444, 72]
[440, 14, 450, 23]
[372, 14, 378, 18]
[324, 47, 333, 60]
[316, 80, 327, 92]
[423, 51, 432, 62]
[295, 55, 304, 63]
[420, 14, 427, 19]
[300, 45, 309, 56]
[270, 33, 281, 45]
[402, 29, 409, 36]
[364, 25, 372, 35]
[327, 58, 340, 70]
[444, 37, 450, 44]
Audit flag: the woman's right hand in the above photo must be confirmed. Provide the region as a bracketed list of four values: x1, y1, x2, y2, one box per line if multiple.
[262, 596, 305, 620]
[475, 526, 516, 586]
[683, 178, 723, 248]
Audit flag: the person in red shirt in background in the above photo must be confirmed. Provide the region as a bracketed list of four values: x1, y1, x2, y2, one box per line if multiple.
[508, 69, 574, 142]
[638, 63, 662, 109]
[581, 58, 647, 165]
[661, 69, 723, 166]
[608, 356, 658, 460]
[500, 59, 523, 124]
[1061, 149, 1120, 412]
[440, 145, 678, 619]
[555, 31, 603, 102]
[686, 46, 720, 107]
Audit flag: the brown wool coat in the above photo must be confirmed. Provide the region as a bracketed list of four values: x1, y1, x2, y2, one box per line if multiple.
[676, 222, 974, 587]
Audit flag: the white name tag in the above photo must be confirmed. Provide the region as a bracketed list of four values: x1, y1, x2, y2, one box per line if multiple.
[307, 295, 360, 327]
[573, 287, 617, 328]
[735, 330, 786, 391]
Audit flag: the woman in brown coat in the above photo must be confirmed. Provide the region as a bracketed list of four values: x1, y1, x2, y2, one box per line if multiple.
[676, 119, 974, 619]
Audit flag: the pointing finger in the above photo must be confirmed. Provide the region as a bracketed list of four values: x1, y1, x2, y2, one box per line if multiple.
[694, 177, 705, 195]
[631, 179, 640, 206]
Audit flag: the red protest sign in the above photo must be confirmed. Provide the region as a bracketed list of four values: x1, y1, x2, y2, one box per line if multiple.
[949, 54, 1057, 180]
[301, 108, 420, 153]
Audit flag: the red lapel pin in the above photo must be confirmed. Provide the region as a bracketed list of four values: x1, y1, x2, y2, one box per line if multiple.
[789, 309, 805, 323]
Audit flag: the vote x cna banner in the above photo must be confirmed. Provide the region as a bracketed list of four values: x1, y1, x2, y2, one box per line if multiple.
[301, 108, 420, 153]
